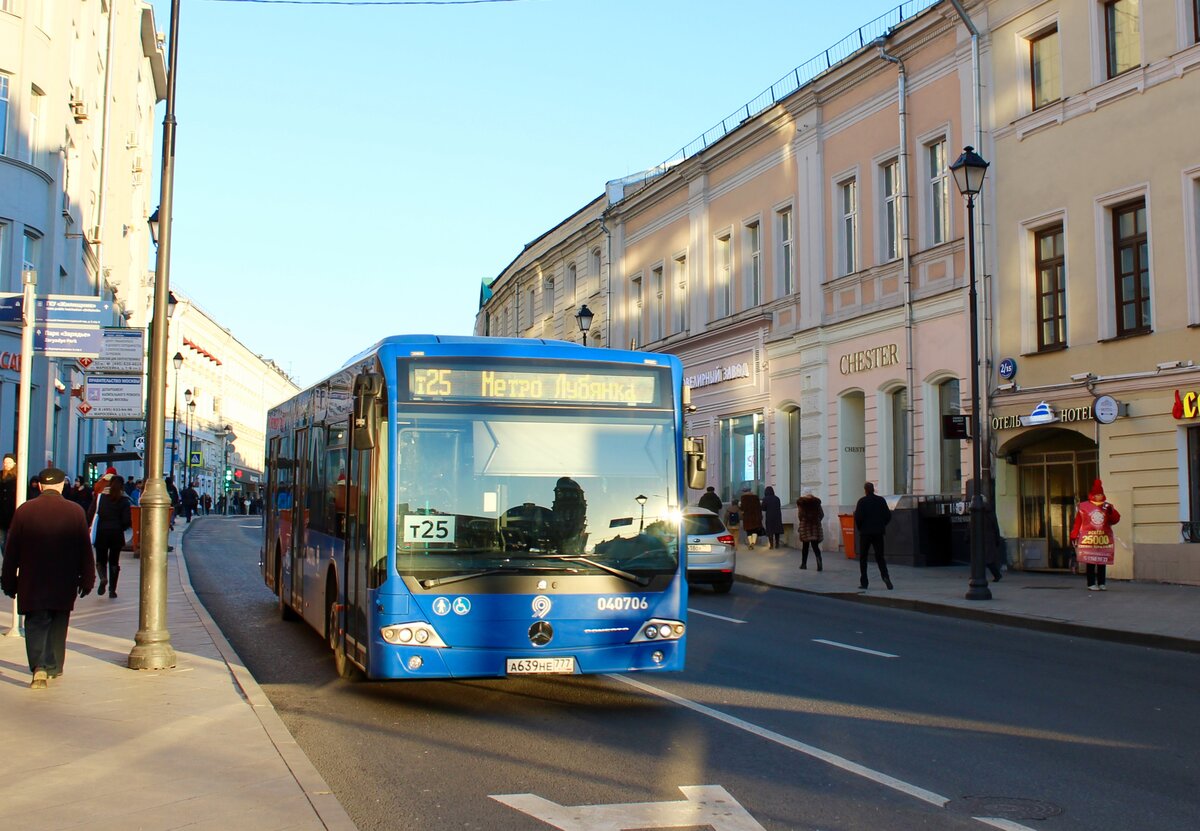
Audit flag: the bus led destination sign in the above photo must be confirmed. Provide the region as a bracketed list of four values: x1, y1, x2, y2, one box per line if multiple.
[409, 366, 658, 405]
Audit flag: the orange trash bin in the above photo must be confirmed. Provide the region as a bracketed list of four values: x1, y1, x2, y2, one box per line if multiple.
[129, 505, 173, 554]
[838, 514, 856, 559]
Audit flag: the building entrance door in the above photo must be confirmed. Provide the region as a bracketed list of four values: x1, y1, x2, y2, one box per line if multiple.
[1017, 448, 1098, 570]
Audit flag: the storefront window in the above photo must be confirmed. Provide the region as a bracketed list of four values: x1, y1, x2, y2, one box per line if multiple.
[939, 379, 962, 494]
[1186, 427, 1200, 541]
[891, 388, 909, 494]
[720, 413, 764, 500]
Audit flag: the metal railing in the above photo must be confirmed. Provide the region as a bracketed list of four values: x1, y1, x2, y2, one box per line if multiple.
[610, 0, 941, 202]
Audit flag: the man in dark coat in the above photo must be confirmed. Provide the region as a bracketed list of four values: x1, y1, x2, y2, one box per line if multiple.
[180, 480, 200, 523]
[1, 467, 96, 689]
[0, 452, 17, 551]
[697, 486, 723, 515]
[853, 481, 893, 590]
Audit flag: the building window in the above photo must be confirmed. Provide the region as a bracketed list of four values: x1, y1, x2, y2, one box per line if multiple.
[777, 207, 793, 295]
[525, 284, 536, 329]
[22, 232, 39, 281]
[839, 180, 857, 275]
[672, 255, 687, 334]
[715, 234, 732, 318]
[27, 87, 45, 167]
[590, 249, 602, 294]
[927, 140, 949, 245]
[565, 262, 577, 303]
[938, 379, 962, 494]
[543, 276, 554, 318]
[1030, 26, 1061, 110]
[744, 221, 761, 307]
[720, 413, 764, 499]
[0, 74, 9, 157]
[786, 407, 802, 502]
[891, 388, 909, 495]
[649, 265, 664, 343]
[1113, 199, 1150, 336]
[1035, 224, 1067, 350]
[1104, 0, 1141, 79]
[882, 161, 901, 262]
[1188, 427, 1200, 537]
[483, 310, 491, 337]
[1194, 0, 1200, 44]
[630, 274, 643, 348]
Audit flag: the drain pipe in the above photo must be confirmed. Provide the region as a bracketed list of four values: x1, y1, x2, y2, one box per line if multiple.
[948, 0, 993, 489]
[876, 40, 916, 496]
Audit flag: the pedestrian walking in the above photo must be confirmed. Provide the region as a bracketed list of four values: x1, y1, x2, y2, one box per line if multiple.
[165, 476, 180, 529]
[762, 486, 784, 549]
[0, 452, 17, 552]
[724, 500, 741, 546]
[1, 467, 96, 689]
[738, 487, 764, 550]
[697, 486, 723, 515]
[126, 478, 141, 506]
[795, 489, 824, 571]
[202, 492, 212, 515]
[86, 474, 133, 598]
[854, 482, 893, 590]
[181, 481, 199, 523]
[1070, 479, 1120, 591]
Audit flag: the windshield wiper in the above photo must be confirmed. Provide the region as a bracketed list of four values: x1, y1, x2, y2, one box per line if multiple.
[527, 554, 651, 587]
[418, 563, 570, 589]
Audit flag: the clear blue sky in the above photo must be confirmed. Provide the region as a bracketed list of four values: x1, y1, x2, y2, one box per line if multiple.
[151, 0, 909, 387]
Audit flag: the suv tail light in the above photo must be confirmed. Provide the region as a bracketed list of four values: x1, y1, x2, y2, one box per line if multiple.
[717, 534, 734, 545]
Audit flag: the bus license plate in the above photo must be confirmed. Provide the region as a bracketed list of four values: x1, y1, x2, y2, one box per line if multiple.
[506, 657, 576, 675]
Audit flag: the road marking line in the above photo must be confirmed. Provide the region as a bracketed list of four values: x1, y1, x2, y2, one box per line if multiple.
[813, 638, 899, 658]
[609, 674, 948, 808]
[973, 818, 1040, 831]
[688, 608, 746, 624]
[492, 784, 766, 830]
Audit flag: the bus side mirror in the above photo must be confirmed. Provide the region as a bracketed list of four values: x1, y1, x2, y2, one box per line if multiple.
[684, 436, 706, 490]
[352, 372, 384, 450]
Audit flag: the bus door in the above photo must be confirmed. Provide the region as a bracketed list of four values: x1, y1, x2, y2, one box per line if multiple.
[343, 442, 373, 666]
[265, 436, 281, 583]
[290, 427, 310, 606]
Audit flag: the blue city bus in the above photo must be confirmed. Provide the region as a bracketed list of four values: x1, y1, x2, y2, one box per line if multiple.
[261, 335, 706, 680]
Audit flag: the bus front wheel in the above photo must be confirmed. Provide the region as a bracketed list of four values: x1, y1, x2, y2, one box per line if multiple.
[327, 584, 363, 681]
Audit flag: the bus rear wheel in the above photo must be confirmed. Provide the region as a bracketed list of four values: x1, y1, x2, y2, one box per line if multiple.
[327, 584, 363, 681]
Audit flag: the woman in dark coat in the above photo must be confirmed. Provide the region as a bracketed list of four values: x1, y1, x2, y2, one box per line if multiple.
[762, 486, 784, 549]
[86, 475, 133, 598]
[738, 488, 764, 550]
[795, 489, 825, 571]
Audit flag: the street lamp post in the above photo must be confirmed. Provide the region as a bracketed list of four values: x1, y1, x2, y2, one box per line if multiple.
[949, 145, 992, 602]
[170, 352, 183, 482]
[130, 0, 181, 670]
[185, 395, 195, 492]
[575, 304, 594, 347]
[635, 493, 648, 532]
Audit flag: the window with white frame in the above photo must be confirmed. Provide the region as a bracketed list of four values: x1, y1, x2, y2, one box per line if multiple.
[22, 231, 39, 281]
[0, 74, 10, 157]
[882, 161, 901, 262]
[937, 379, 962, 494]
[565, 262, 577, 304]
[839, 179, 858, 275]
[26, 87, 45, 166]
[672, 255, 687, 334]
[777, 207, 793, 295]
[590, 248, 602, 295]
[1112, 199, 1151, 336]
[543, 275, 554, 318]
[1104, 0, 1141, 79]
[744, 220, 761, 307]
[1035, 224, 1067, 350]
[649, 265, 664, 343]
[630, 274, 643, 348]
[1029, 26, 1062, 110]
[927, 140, 950, 246]
[715, 234, 732, 318]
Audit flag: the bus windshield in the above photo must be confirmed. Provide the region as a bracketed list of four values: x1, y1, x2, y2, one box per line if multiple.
[394, 409, 680, 580]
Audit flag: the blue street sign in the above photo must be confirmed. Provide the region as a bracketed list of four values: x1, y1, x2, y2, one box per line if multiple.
[34, 296, 111, 326]
[0, 293, 23, 324]
[34, 325, 105, 358]
[998, 357, 1018, 381]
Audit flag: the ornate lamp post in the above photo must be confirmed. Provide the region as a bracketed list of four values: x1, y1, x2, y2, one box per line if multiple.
[949, 145, 992, 602]
[635, 493, 648, 532]
[171, 352, 183, 482]
[184, 393, 195, 489]
[130, 0, 181, 670]
[575, 304, 594, 347]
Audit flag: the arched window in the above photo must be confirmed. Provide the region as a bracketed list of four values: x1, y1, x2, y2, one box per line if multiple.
[566, 263, 578, 303]
[938, 379, 962, 493]
[891, 388, 909, 494]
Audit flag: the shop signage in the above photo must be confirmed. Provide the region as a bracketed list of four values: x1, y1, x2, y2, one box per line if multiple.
[998, 358, 1017, 380]
[684, 361, 751, 390]
[839, 343, 899, 375]
[991, 401, 1097, 430]
[942, 414, 969, 439]
[1173, 390, 1199, 420]
[79, 375, 144, 419]
[1093, 395, 1120, 425]
[0, 351, 22, 372]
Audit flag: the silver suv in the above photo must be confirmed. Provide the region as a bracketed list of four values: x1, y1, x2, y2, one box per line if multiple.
[683, 507, 736, 594]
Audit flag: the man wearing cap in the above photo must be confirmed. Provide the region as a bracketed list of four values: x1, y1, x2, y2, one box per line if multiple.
[1, 467, 96, 689]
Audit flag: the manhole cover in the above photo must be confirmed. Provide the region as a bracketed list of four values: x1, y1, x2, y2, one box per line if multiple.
[949, 796, 1063, 820]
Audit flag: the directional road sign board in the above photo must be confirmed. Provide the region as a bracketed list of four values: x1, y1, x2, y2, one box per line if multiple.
[34, 295, 112, 325]
[80, 375, 144, 419]
[77, 328, 145, 373]
[35, 325, 105, 358]
[0, 293, 23, 324]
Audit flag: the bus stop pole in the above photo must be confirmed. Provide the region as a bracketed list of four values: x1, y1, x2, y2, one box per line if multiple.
[3, 267, 36, 639]
[128, 0, 180, 670]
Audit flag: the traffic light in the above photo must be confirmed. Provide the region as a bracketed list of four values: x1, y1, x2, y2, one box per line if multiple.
[224, 467, 232, 483]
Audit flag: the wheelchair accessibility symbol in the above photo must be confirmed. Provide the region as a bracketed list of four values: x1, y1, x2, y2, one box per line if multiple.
[452, 597, 472, 615]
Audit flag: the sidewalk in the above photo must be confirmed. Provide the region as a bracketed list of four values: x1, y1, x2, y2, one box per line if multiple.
[736, 541, 1200, 652]
[0, 521, 356, 831]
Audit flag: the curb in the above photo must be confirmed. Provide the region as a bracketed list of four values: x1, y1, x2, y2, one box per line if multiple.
[735, 574, 1200, 655]
[173, 520, 359, 831]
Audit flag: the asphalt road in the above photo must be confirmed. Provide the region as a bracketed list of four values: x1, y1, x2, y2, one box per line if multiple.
[184, 517, 1200, 831]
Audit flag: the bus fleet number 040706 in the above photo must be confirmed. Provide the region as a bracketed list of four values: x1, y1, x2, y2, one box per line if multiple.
[597, 596, 649, 611]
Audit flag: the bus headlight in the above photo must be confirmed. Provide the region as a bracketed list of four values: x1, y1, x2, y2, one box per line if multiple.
[631, 618, 685, 643]
[380, 623, 447, 648]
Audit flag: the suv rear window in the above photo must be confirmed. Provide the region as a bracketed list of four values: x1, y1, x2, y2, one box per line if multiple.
[684, 513, 726, 535]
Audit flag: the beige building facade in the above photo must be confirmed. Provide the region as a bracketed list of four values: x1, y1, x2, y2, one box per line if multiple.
[988, 0, 1200, 584]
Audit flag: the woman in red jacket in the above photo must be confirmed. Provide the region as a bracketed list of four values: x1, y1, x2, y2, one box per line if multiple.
[1070, 478, 1120, 591]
